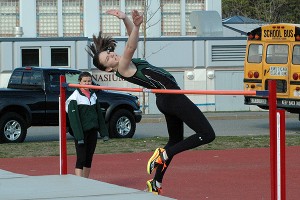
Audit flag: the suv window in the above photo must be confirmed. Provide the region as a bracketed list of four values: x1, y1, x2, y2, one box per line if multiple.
[9, 71, 43, 86]
[9, 71, 22, 84]
[49, 73, 60, 92]
[48, 72, 80, 92]
[30, 72, 43, 85]
[65, 72, 80, 92]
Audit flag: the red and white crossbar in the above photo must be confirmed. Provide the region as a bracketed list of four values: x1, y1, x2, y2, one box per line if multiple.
[268, 80, 286, 200]
[66, 83, 257, 95]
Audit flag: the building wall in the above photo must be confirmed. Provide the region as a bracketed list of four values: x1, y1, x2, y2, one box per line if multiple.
[0, 36, 256, 113]
[10, 0, 221, 38]
[0, 0, 263, 113]
[20, 0, 36, 37]
[0, 38, 89, 72]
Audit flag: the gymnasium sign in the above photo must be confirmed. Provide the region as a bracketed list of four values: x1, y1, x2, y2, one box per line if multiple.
[92, 73, 124, 82]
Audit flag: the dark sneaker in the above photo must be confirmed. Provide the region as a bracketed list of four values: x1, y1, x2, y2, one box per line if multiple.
[145, 179, 162, 195]
[147, 148, 166, 175]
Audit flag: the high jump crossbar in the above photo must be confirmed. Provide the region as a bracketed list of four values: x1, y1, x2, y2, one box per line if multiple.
[66, 83, 263, 95]
[59, 79, 285, 200]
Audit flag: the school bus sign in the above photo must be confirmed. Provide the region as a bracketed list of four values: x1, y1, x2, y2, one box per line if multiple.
[262, 25, 295, 41]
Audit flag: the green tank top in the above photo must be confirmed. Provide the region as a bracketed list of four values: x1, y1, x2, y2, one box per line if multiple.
[115, 58, 178, 89]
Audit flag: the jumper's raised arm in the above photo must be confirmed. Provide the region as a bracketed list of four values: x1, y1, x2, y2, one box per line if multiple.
[108, 9, 143, 75]
[106, 9, 134, 35]
[123, 10, 143, 57]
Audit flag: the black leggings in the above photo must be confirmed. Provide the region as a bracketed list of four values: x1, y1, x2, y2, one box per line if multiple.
[154, 94, 215, 182]
[75, 129, 98, 169]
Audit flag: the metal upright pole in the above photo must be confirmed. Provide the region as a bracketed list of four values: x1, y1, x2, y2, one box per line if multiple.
[268, 80, 277, 200]
[59, 75, 67, 175]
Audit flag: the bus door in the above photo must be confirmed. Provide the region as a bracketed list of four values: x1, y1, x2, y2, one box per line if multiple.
[263, 43, 289, 97]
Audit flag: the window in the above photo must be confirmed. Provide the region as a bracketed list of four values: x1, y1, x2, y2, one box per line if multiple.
[22, 49, 40, 67]
[36, 0, 58, 37]
[161, 0, 181, 36]
[20, 71, 43, 86]
[65, 72, 80, 91]
[185, 0, 205, 35]
[63, 0, 83, 37]
[21, 72, 32, 85]
[51, 48, 69, 67]
[293, 45, 300, 65]
[248, 44, 263, 63]
[9, 71, 22, 84]
[100, 0, 120, 36]
[49, 73, 61, 91]
[31, 71, 43, 85]
[65, 72, 79, 84]
[0, 0, 19, 37]
[266, 44, 288, 64]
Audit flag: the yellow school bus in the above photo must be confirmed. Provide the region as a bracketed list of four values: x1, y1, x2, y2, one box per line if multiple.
[244, 23, 300, 114]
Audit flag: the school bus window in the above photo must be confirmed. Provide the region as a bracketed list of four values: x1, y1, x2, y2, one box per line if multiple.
[292, 45, 300, 65]
[247, 44, 262, 63]
[266, 44, 288, 64]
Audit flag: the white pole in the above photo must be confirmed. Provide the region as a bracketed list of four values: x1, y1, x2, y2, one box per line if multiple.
[59, 96, 62, 175]
[276, 112, 281, 200]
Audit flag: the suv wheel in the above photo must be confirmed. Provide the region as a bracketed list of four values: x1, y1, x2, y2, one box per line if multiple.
[109, 109, 136, 138]
[0, 112, 27, 143]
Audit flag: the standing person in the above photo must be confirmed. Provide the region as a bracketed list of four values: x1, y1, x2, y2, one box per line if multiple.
[86, 9, 215, 194]
[66, 72, 108, 178]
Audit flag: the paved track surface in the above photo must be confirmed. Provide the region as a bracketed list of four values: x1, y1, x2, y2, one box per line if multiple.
[1, 146, 300, 200]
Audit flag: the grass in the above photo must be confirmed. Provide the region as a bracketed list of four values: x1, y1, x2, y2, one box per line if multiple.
[1, 135, 300, 158]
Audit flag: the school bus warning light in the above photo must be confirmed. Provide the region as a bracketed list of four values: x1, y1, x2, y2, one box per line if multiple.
[293, 73, 299, 80]
[247, 71, 259, 78]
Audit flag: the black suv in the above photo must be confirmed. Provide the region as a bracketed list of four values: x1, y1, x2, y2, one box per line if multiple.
[0, 67, 142, 143]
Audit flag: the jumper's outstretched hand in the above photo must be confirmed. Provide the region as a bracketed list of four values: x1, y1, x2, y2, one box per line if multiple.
[106, 9, 126, 19]
[132, 10, 143, 26]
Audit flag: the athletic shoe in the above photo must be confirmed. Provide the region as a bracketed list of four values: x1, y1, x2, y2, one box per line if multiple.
[147, 148, 166, 174]
[145, 179, 162, 195]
